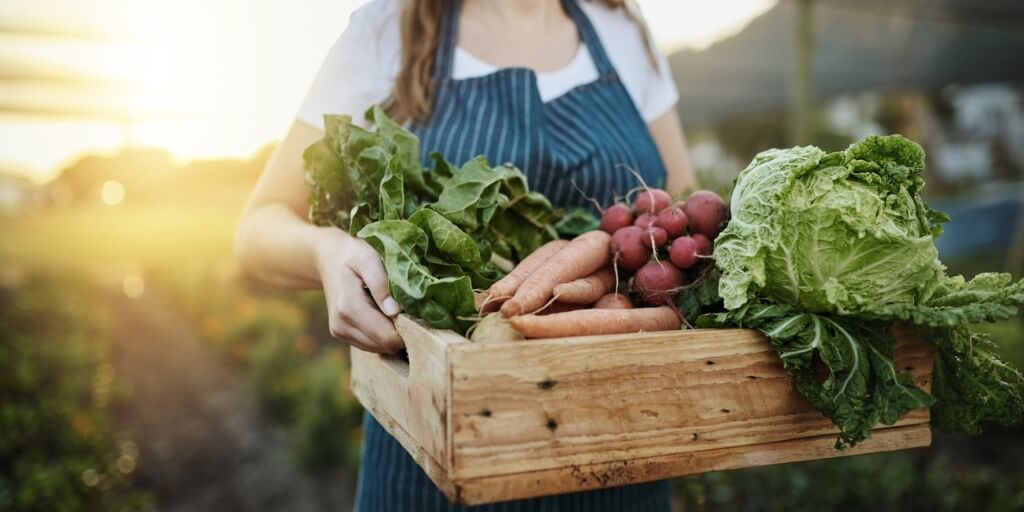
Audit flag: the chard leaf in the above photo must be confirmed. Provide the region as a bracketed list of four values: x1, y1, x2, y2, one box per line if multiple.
[553, 208, 600, 238]
[430, 157, 506, 232]
[378, 160, 405, 221]
[407, 209, 483, 269]
[304, 114, 353, 228]
[357, 220, 475, 332]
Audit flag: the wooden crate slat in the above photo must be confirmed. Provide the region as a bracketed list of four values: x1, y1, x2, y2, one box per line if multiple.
[448, 327, 933, 479]
[452, 423, 932, 506]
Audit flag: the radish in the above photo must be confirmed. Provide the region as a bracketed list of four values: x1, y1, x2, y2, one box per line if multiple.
[635, 188, 672, 214]
[691, 233, 713, 256]
[600, 203, 634, 234]
[669, 236, 699, 269]
[635, 261, 684, 306]
[683, 190, 729, 239]
[610, 226, 649, 270]
[634, 213, 656, 229]
[641, 226, 668, 249]
[654, 206, 688, 238]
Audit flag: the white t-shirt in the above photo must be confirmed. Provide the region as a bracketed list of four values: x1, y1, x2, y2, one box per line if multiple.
[296, 0, 678, 130]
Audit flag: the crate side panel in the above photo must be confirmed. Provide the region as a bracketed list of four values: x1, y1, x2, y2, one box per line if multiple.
[448, 329, 933, 479]
[452, 423, 932, 506]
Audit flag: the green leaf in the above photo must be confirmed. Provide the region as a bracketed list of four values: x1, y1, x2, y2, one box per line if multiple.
[553, 208, 600, 238]
[429, 157, 506, 232]
[304, 114, 354, 228]
[407, 209, 483, 269]
[378, 165, 404, 221]
[930, 325, 1024, 434]
[357, 220, 476, 332]
[673, 263, 723, 322]
[875, 273, 1024, 327]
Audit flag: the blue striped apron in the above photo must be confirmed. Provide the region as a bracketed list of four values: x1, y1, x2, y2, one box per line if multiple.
[355, 0, 672, 509]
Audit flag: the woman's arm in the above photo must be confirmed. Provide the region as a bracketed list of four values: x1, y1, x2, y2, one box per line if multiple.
[649, 108, 698, 196]
[235, 120, 403, 353]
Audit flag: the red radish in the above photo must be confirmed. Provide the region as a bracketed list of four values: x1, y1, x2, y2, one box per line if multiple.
[594, 293, 634, 309]
[634, 213, 656, 229]
[600, 203, 634, 234]
[669, 236, 699, 269]
[641, 226, 668, 249]
[635, 261, 684, 306]
[654, 207, 688, 238]
[692, 233, 713, 256]
[610, 226, 649, 270]
[635, 188, 672, 214]
[683, 190, 729, 239]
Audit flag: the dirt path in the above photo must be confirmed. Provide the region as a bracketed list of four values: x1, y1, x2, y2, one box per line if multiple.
[106, 289, 356, 512]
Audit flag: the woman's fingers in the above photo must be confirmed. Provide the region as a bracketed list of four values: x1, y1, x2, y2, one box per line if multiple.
[351, 244, 402, 317]
[332, 272, 403, 353]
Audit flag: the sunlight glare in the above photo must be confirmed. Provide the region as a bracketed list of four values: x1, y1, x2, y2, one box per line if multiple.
[122, 273, 145, 298]
[101, 180, 125, 205]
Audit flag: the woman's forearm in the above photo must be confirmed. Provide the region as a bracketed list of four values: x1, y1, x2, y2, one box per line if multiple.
[235, 202, 333, 289]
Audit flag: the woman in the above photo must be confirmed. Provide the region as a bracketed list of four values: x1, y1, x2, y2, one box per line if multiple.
[237, 0, 696, 509]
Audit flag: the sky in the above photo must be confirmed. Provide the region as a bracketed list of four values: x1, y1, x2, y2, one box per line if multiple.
[0, 0, 775, 183]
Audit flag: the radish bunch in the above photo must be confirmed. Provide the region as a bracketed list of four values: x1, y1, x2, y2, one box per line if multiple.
[603, 188, 729, 308]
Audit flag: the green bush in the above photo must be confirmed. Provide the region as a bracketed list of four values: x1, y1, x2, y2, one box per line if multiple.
[0, 274, 151, 511]
[676, 450, 1024, 512]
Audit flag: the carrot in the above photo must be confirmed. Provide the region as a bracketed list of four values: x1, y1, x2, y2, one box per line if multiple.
[500, 231, 611, 317]
[594, 293, 634, 309]
[507, 306, 680, 338]
[553, 268, 616, 304]
[480, 239, 569, 313]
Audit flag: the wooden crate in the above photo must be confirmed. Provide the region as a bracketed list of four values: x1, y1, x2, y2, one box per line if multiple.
[350, 315, 933, 506]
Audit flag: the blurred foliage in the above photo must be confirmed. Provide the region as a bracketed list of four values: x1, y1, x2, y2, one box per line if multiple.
[676, 450, 1024, 512]
[150, 266, 366, 472]
[0, 273, 151, 511]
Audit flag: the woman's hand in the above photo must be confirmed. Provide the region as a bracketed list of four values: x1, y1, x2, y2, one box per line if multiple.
[315, 228, 404, 354]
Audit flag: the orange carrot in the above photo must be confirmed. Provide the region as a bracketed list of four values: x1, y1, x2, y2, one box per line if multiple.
[594, 293, 634, 309]
[500, 231, 611, 317]
[480, 239, 569, 313]
[553, 268, 616, 304]
[507, 306, 680, 338]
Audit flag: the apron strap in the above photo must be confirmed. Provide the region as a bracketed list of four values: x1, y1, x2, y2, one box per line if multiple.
[561, 0, 617, 77]
[433, 0, 618, 81]
[433, 0, 463, 82]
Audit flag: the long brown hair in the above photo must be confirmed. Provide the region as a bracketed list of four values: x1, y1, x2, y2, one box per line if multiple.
[382, 0, 657, 125]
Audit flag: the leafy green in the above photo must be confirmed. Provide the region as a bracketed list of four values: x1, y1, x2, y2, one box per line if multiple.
[716, 135, 946, 315]
[673, 263, 723, 322]
[708, 134, 1024, 446]
[553, 208, 601, 238]
[304, 106, 559, 333]
[930, 326, 1024, 434]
